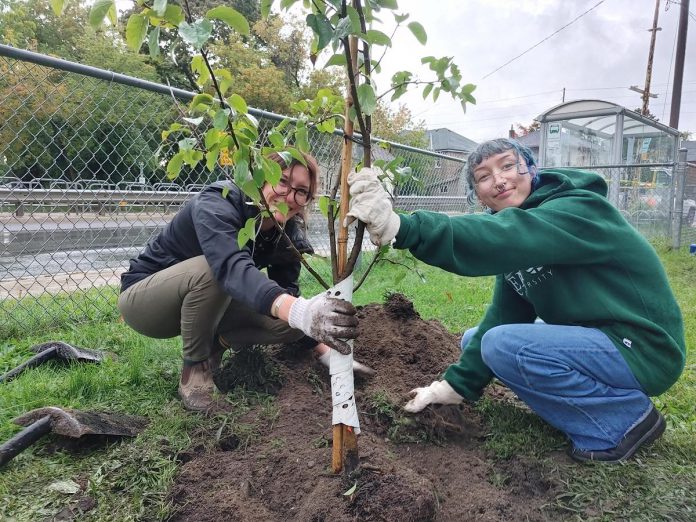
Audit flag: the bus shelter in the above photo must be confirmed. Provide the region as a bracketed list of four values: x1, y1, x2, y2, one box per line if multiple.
[536, 100, 688, 241]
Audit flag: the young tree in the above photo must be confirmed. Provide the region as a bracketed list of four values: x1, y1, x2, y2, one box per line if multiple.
[74, 0, 475, 475]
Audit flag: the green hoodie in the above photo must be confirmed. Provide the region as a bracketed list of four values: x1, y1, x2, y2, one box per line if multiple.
[394, 169, 685, 400]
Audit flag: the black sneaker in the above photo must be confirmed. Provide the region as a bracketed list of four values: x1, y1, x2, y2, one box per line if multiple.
[567, 405, 666, 464]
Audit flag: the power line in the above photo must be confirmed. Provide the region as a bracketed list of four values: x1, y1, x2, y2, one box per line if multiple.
[480, 0, 606, 80]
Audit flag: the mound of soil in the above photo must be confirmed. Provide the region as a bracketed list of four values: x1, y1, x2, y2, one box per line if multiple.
[167, 294, 560, 521]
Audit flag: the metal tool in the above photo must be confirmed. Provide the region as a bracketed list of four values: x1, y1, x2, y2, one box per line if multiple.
[0, 341, 106, 384]
[0, 407, 148, 467]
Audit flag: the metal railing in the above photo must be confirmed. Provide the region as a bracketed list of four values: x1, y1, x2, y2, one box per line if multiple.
[0, 45, 470, 336]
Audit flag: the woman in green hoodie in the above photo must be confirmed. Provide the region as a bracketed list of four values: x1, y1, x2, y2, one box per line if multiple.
[346, 138, 685, 463]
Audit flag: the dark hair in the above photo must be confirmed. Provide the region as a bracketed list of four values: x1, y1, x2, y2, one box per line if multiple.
[266, 151, 319, 201]
[465, 138, 537, 202]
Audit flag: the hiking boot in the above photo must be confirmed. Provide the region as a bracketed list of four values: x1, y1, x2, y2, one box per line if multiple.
[178, 360, 217, 412]
[567, 405, 666, 463]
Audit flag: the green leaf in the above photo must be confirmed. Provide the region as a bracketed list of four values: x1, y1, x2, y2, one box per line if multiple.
[50, 0, 66, 16]
[190, 93, 214, 112]
[205, 146, 220, 171]
[275, 201, 289, 215]
[262, 157, 282, 186]
[318, 195, 330, 217]
[286, 147, 307, 165]
[162, 4, 184, 25]
[252, 165, 266, 187]
[365, 29, 391, 47]
[228, 93, 248, 114]
[213, 109, 231, 130]
[179, 19, 213, 50]
[153, 0, 167, 17]
[237, 218, 257, 249]
[294, 127, 310, 153]
[377, 0, 398, 9]
[166, 152, 185, 180]
[126, 14, 149, 51]
[214, 69, 233, 95]
[182, 116, 204, 126]
[191, 56, 211, 86]
[206, 6, 250, 35]
[107, 2, 117, 26]
[88, 0, 114, 28]
[356, 84, 377, 116]
[204, 129, 223, 148]
[343, 482, 357, 496]
[234, 159, 250, 186]
[422, 83, 433, 99]
[148, 26, 161, 58]
[318, 117, 336, 134]
[268, 130, 285, 148]
[325, 53, 346, 67]
[407, 21, 427, 45]
[306, 13, 333, 52]
[346, 5, 361, 33]
[178, 137, 197, 151]
[261, 0, 273, 19]
[394, 12, 409, 23]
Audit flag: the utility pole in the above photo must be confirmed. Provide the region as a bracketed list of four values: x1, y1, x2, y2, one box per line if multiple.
[630, 0, 661, 115]
[669, 0, 690, 128]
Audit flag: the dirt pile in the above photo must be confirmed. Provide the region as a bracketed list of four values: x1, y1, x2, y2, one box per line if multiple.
[168, 294, 559, 521]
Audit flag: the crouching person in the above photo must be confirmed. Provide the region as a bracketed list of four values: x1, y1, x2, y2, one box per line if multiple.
[119, 153, 366, 411]
[346, 138, 685, 463]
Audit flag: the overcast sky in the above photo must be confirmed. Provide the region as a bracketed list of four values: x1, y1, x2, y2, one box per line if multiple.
[372, 0, 695, 143]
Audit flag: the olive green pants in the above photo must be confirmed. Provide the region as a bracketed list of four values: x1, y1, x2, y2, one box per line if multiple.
[118, 256, 305, 363]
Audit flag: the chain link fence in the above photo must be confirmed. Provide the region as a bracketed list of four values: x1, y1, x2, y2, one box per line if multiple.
[0, 46, 471, 337]
[2, 46, 694, 338]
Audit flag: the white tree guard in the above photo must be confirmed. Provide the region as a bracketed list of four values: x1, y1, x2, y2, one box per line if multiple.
[326, 276, 360, 434]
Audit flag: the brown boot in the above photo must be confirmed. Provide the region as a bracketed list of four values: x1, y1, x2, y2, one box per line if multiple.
[178, 360, 217, 412]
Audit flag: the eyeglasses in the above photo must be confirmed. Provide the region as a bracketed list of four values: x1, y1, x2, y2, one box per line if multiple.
[474, 161, 527, 190]
[271, 177, 312, 206]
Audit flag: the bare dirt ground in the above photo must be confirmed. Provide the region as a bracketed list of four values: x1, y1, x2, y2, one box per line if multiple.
[167, 294, 563, 521]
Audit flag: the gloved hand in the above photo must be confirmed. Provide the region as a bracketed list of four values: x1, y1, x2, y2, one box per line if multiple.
[345, 168, 401, 246]
[317, 349, 376, 378]
[404, 380, 464, 413]
[288, 293, 358, 355]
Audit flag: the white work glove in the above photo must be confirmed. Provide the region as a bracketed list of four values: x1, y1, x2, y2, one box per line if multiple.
[404, 380, 464, 413]
[317, 350, 376, 378]
[288, 293, 358, 355]
[345, 168, 401, 246]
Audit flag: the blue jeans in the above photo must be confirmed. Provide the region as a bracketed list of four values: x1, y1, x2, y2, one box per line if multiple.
[462, 324, 653, 451]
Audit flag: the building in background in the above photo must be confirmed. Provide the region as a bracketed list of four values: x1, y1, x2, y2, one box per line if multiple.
[425, 128, 477, 195]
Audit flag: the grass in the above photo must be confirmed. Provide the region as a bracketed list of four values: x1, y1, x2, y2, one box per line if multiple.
[1, 244, 695, 520]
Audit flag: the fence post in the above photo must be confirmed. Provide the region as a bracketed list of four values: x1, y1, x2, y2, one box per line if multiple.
[671, 148, 688, 249]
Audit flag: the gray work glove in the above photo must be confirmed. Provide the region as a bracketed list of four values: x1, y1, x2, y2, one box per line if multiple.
[288, 294, 358, 355]
[345, 168, 401, 246]
[404, 380, 464, 413]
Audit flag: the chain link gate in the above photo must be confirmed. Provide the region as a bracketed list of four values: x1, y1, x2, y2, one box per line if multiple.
[0, 46, 470, 337]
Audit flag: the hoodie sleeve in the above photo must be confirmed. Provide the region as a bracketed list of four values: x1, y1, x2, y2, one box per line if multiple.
[393, 189, 623, 277]
[443, 276, 536, 400]
[191, 189, 284, 315]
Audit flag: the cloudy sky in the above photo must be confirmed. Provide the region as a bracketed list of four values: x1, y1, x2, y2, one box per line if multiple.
[372, 0, 695, 143]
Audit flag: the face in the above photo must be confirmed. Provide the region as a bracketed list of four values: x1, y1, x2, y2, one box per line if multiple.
[472, 150, 532, 212]
[261, 164, 312, 225]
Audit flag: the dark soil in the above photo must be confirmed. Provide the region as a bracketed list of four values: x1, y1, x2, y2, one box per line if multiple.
[167, 294, 562, 521]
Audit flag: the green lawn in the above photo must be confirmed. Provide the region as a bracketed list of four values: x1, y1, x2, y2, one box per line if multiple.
[1, 245, 695, 520]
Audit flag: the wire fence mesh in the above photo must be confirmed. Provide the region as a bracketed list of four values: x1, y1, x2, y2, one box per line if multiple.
[0, 48, 471, 337]
[2, 47, 694, 338]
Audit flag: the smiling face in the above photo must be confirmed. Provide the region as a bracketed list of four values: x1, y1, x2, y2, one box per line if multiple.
[472, 150, 533, 212]
[260, 164, 312, 227]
